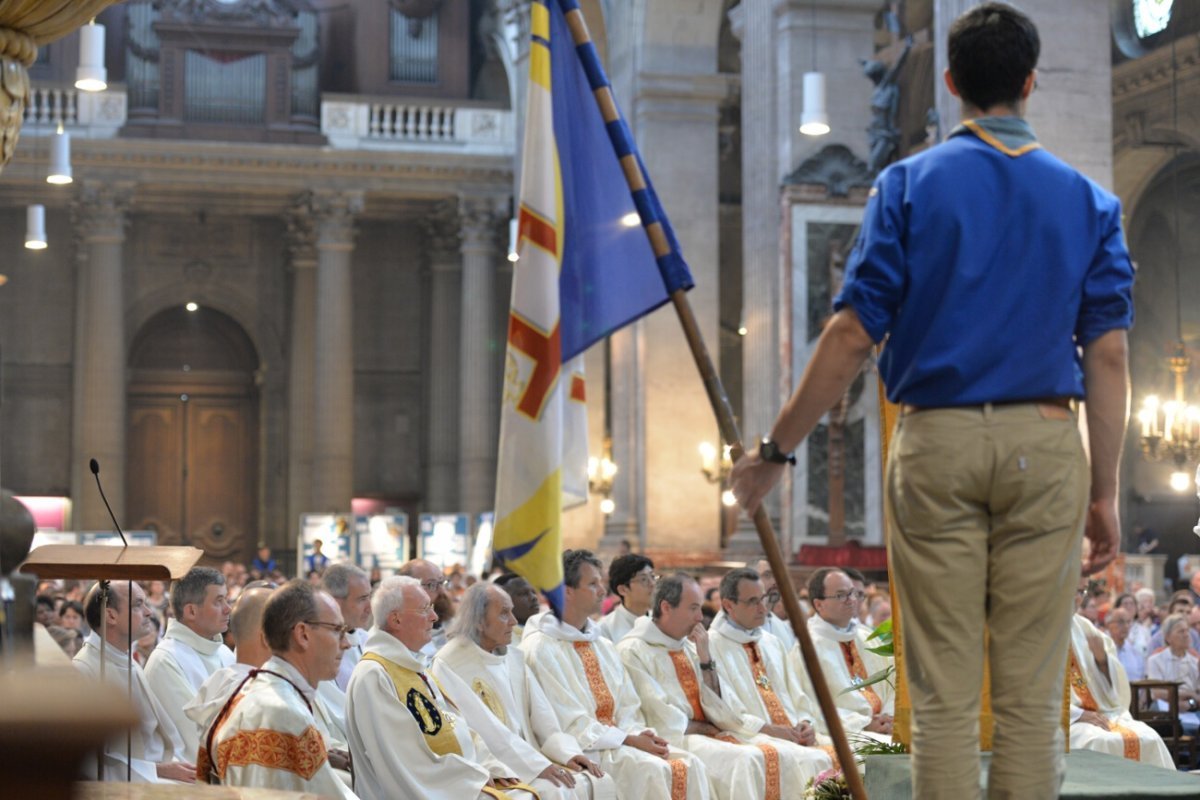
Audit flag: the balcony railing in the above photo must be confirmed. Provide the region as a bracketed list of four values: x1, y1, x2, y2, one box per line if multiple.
[20, 85, 515, 156]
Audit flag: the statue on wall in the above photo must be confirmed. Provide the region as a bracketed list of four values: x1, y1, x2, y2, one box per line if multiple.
[862, 35, 912, 175]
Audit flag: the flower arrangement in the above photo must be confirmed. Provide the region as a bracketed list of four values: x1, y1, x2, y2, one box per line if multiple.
[804, 768, 851, 799]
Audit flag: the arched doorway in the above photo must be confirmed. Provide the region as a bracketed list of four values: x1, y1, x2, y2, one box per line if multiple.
[126, 306, 260, 562]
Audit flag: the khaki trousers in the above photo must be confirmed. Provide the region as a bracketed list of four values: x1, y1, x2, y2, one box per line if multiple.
[886, 403, 1088, 800]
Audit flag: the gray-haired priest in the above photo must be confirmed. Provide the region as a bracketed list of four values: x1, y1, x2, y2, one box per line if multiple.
[434, 582, 618, 799]
[617, 573, 832, 799]
[346, 575, 542, 800]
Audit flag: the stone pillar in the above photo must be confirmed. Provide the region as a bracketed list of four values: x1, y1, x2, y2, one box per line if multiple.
[423, 200, 462, 511]
[602, 326, 644, 550]
[70, 182, 131, 530]
[457, 195, 505, 517]
[310, 191, 362, 512]
[286, 193, 318, 534]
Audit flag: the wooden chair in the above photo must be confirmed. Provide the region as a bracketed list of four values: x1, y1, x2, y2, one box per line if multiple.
[1129, 678, 1193, 767]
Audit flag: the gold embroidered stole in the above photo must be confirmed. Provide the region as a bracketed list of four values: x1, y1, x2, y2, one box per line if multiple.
[361, 652, 463, 757]
[667, 649, 780, 800]
[472, 677, 509, 726]
[840, 640, 883, 715]
[744, 642, 792, 726]
[1067, 650, 1140, 761]
[573, 641, 616, 725]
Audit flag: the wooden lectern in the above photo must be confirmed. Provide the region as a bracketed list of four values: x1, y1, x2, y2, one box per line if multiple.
[11, 543, 204, 798]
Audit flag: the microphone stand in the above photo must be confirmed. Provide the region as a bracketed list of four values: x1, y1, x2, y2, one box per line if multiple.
[91, 459, 133, 783]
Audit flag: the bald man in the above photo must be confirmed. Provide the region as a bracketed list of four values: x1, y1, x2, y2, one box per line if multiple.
[399, 558, 451, 655]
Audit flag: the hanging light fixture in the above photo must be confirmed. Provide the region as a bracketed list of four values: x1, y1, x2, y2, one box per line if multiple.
[25, 205, 47, 250]
[75, 20, 107, 92]
[800, 0, 830, 136]
[507, 217, 520, 262]
[1137, 38, 1199, 491]
[47, 124, 72, 185]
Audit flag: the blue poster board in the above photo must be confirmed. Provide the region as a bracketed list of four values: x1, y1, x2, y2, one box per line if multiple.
[80, 531, 158, 547]
[298, 513, 354, 575]
[356, 513, 410, 573]
[418, 513, 469, 569]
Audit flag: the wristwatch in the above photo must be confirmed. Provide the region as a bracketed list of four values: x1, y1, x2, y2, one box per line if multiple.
[698, 660, 717, 672]
[759, 438, 797, 465]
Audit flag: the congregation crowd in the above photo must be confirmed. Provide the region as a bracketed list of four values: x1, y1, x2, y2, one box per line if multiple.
[32, 546, 1194, 799]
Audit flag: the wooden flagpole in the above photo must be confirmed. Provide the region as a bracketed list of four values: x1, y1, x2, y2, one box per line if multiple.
[555, 3, 867, 797]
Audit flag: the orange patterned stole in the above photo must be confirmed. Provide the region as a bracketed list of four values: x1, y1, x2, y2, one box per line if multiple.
[667, 650, 780, 800]
[1067, 649, 1141, 761]
[840, 641, 883, 715]
[744, 642, 793, 726]
[573, 641, 616, 726]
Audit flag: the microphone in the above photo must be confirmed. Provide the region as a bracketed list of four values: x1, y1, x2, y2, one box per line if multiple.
[89, 458, 128, 547]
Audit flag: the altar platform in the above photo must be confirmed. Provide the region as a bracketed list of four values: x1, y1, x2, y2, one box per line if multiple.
[864, 750, 1200, 799]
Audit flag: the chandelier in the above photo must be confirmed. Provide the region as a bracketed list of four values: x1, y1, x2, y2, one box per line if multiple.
[1138, 37, 1198, 492]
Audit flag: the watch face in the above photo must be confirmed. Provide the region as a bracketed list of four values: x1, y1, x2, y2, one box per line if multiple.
[1134, 0, 1174, 39]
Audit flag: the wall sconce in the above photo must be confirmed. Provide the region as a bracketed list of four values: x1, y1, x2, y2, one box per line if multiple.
[699, 441, 739, 507]
[587, 439, 618, 515]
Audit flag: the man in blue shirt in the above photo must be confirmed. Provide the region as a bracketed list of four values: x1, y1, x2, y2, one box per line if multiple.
[731, 4, 1132, 799]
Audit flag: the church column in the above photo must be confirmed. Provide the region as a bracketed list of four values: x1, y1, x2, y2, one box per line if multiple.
[70, 182, 132, 530]
[423, 201, 462, 511]
[457, 195, 505, 518]
[310, 191, 363, 512]
[286, 193, 318, 533]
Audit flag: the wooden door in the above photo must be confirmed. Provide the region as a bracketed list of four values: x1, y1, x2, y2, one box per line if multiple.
[127, 386, 257, 561]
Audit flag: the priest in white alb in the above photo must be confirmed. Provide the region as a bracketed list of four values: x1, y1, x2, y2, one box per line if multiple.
[597, 554, 655, 643]
[756, 560, 798, 652]
[795, 568, 894, 741]
[197, 580, 356, 797]
[315, 562, 374, 748]
[618, 573, 832, 799]
[347, 575, 542, 800]
[145, 566, 234, 760]
[75, 580, 195, 784]
[434, 582, 617, 799]
[1068, 588, 1172, 768]
[522, 550, 711, 800]
[708, 568, 831, 752]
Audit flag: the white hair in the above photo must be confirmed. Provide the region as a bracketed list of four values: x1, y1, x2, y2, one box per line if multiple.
[447, 582, 496, 645]
[371, 575, 422, 624]
[1135, 587, 1156, 603]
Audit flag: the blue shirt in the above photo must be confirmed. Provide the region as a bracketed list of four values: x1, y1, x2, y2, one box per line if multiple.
[834, 117, 1134, 406]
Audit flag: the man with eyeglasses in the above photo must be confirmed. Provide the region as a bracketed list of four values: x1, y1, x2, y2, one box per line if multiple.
[347, 576, 539, 800]
[794, 567, 894, 741]
[708, 568, 829, 751]
[399, 558, 452, 655]
[754, 559, 797, 652]
[598, 554, 656, 643]
[198, 580, 356, 797]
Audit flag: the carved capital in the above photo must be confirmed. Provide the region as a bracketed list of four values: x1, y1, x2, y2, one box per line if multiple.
[458, 195, 506, 252]
[73, 181, 134, 243]
[783, 145, 873, 198]
[308, 190, 363, 250]
[422, 198, 462, 269]
[286, 191, 319, 268]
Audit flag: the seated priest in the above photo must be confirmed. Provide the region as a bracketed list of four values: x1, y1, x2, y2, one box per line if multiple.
[144, 566, 234, 760]
[755, 559, 798, 651]
[197, 580, 358, 797]
[617, 573, 832, 799]
[346, 576, 541, 800]
[75, 580, 195, 783]
[793, 567, 894, 741]
[597, 554, 656, 643]
[434, 582, 617, 799]
[494, 572, 542, 641]
[708, 568, 831, 750]
[186, 584, 353, 781]
[1068, 585, 1173, 768]
[315, 563, 374, 748]
[522, 550, 711, 799]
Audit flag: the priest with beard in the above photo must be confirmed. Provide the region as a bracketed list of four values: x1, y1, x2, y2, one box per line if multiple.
[434, 582, 616, 799]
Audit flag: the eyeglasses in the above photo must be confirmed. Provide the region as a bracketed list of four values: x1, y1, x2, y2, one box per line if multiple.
[420, 579, 450, 593]
[632, 573, 660, 587]
[765, 590, 781, 606]
[818, 590, 865, 603]
[304, 620, 350, 638]
[402, 602, 436, 616]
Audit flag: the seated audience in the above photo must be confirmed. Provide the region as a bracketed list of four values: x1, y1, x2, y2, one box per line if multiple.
[1105, 607, 1144, 681]
[1145, 613, 1200, 735]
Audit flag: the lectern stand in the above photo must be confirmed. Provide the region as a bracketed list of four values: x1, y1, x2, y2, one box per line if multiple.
[15, 544, 204, 796]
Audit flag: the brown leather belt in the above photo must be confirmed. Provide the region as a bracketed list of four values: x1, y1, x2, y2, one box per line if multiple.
[899, 396, 1074, 416]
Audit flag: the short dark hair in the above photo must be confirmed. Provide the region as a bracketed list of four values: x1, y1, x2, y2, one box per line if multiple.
[947, 2, 1039, 112]
[170, 566, 225, 619]
[608, 554, 655, 595]
[493, 572, 524, 589]
[719, 568, 761, 602]
[83, 584, 117, 630]
[808, 567, 845, 601]
[842, 567, 867, 585]
[563, 549, 602, 589]
[36, 594, 56, 611]
[651, 573, 692, 620]
[261, 580, 320, 653]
